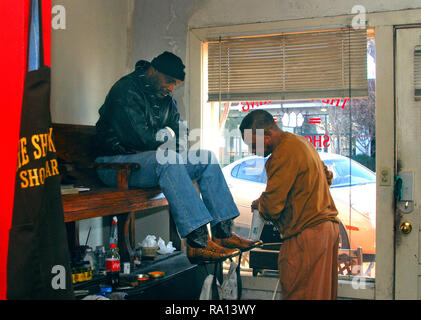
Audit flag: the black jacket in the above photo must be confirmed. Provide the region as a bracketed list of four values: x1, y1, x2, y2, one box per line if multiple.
[95, 60, 184, 156]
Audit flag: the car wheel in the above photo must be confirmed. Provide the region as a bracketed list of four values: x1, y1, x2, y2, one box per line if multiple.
[338, 222, 350, 249]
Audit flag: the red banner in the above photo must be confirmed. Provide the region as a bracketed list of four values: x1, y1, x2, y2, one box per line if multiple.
[0, 0, 51, 300]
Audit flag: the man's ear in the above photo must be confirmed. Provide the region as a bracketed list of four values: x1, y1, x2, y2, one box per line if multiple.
[264, 128, 273, 136]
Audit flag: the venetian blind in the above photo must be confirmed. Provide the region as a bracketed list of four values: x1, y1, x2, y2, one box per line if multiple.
[207, 28, 368, 102]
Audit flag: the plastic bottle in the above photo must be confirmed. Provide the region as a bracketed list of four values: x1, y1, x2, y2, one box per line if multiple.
[105, 243, 120, 288]
[249, 209, 265, 241]
[109, 216, 118, 245]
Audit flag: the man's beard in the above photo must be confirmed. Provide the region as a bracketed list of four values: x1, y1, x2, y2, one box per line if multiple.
[148, 75, 168, 98]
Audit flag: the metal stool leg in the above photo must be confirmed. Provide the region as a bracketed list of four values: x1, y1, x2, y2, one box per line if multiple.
[236, 253, 243, 300]
[211, 261, 222, 300]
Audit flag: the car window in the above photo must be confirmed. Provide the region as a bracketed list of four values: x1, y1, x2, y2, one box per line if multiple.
[323, 158, 376, 187]
[231, 164, 240, 178]
[236, 158, 266, 183]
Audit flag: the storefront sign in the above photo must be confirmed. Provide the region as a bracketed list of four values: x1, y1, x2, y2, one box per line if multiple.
[241, 101, 272, 112]
[305, 135, 331, 148]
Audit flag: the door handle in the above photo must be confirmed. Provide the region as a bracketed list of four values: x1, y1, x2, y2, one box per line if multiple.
[400, 221, 412, 234]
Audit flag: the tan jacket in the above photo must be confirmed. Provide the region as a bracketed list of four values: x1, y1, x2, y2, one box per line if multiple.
[258, 131, 339, 239]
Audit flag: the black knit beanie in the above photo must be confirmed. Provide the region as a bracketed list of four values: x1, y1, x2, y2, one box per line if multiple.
[151, 51, 185, 81]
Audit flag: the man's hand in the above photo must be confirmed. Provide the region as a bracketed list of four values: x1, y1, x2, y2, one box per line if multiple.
[323, 163, 334, 186]
[251, 198, 260, 212]
[251, 198, 273, 222]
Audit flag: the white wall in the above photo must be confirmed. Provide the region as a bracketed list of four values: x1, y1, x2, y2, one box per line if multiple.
[51, 0, 135, 250]
[51, 0, 134, 125]
[131, 0, 201, 120]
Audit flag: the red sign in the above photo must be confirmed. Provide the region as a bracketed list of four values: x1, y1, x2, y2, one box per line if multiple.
[241, 101, 272, 112]
[305, 135, 331, 148]
[308, 117, 321, 124]
[312, 98, 350, 109]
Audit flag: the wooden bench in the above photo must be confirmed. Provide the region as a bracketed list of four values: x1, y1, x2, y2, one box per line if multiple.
[53, 123, 181, 264]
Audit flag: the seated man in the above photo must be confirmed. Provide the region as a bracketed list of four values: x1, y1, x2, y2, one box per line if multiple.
[94, 51, 262, 261]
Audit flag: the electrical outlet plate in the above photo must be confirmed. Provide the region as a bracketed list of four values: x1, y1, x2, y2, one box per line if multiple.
[379, 167, 392, 186]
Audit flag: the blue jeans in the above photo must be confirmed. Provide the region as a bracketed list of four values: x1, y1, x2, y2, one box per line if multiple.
[95, 149, 239, 238]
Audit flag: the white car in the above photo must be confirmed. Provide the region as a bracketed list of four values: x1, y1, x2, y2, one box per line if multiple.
[222, 153, 376, 255]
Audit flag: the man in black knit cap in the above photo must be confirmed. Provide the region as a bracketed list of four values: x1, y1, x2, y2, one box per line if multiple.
[95, 51, 262, 261]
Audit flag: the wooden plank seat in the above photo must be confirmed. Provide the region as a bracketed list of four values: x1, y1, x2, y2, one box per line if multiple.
[52, 123, 179, 265]
[62, 187, 168, 223]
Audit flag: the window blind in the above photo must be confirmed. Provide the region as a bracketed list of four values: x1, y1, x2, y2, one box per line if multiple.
[207, 28, 368, 102]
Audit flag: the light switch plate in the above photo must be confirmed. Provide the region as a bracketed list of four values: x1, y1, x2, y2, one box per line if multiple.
[379, 167, 392, 186]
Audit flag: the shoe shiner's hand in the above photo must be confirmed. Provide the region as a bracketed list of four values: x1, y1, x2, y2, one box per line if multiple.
[251, 198, 260, 212]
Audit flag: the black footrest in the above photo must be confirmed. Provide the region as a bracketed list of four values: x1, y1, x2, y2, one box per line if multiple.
[249, 242, 283, 275]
